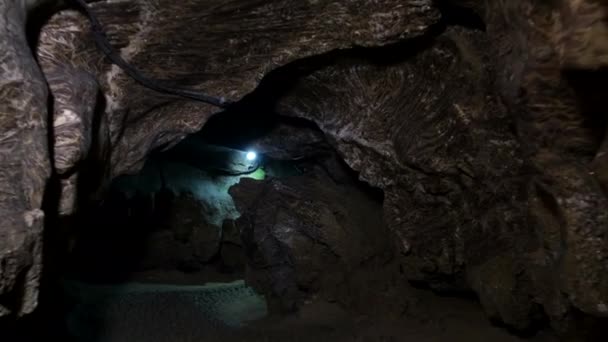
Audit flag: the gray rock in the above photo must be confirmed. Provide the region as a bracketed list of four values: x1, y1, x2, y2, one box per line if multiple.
[0, 0, 50, 318]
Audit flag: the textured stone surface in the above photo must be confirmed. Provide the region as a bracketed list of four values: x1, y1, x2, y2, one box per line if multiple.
[39, 0, 440, 180]
[0, 0, 439, 319]
[554, 0, 608, 69]
[230, 165, 397, 313]
[1, 0, 607, 336]
[15, 0, 440, 218]
[481, 0, 608, 331]
[272, 25, 536, 326]
[0, 0, 50, 318]
[266, 8, 608, 331]
[70, 160, 256, 279]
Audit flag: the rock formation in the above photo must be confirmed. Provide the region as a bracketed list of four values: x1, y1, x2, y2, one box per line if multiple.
[0, 0, 606, 337]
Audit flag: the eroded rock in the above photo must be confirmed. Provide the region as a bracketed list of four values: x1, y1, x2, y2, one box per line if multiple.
[230, 169, 398, 313]
[0, 0, 50, 318]
[35, 0, 440, 181]
[1, 0, 607, 336]
[269, 19, 608, 332]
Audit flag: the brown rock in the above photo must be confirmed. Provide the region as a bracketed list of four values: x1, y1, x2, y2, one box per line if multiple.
[230, 172, 394, 312]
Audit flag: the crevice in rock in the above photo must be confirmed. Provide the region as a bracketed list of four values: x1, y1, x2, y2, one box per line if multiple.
[563, 68, 608, 155]
[433, 0, 486, 31]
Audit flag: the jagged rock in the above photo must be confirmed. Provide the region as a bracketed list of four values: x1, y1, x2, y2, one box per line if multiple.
[36, 0, 440, 180]
[481, 0, 608, 332]
[0, 0, 50, 318]
[172, 194, 222, 264]
[0, 0, 436, 318]
[528, 153, 608, 318]
[269, 16, 608, 332]
[553, 0, 608, 69]
[1, 0, 607, 336]
[13, 0, 439, 267]
[230, 171, 396, 313]
[271, 25, 534, 323]
[70, 190, 223, 277]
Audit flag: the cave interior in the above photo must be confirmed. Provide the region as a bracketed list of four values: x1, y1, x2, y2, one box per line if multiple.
[1, 0, 608, 341]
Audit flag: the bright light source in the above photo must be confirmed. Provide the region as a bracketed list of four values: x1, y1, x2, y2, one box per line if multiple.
[246, 151, 257, 161]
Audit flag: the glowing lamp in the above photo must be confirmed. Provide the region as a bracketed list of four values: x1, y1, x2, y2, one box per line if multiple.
[246, 151, 257, 161]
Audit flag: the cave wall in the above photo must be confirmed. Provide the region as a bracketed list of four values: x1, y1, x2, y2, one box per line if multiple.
[0, 0, 50, 318]
[273, 25, 537, 328]
[40, 0, 440, 182]
[270, 0, 608, 332]
[0, 0, 607, 335]
[470, 0, 608, 331]
[0, 0, 439, 319]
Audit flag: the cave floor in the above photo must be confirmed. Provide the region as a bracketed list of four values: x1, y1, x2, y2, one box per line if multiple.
[248, 299, 558, 342]
[62, 271, 557, 342]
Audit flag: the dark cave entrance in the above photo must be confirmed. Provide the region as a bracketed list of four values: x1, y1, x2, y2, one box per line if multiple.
[67, 108, 380, 280]
[56, 103, 390, 341]
[3, 0, 607, 340]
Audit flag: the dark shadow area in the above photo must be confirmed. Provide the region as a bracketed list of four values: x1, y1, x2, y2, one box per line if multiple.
[409, 279, 551, 339]
[562, 308, 608, 341]
[408, 278, 479, 300]
[563, 67, 608, 153]
[24, 67, 392, 337]
[203, 13, 447, 129]
[433, 0, 487, 31]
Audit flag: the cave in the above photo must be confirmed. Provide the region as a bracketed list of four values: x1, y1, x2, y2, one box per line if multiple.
[1, 0, 608, 341]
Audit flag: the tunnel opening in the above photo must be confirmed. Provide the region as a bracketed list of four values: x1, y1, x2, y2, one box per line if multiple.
[47, 96, 404, 341]
[13, 31, 558, 342]
[66, 113, 339, 284]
